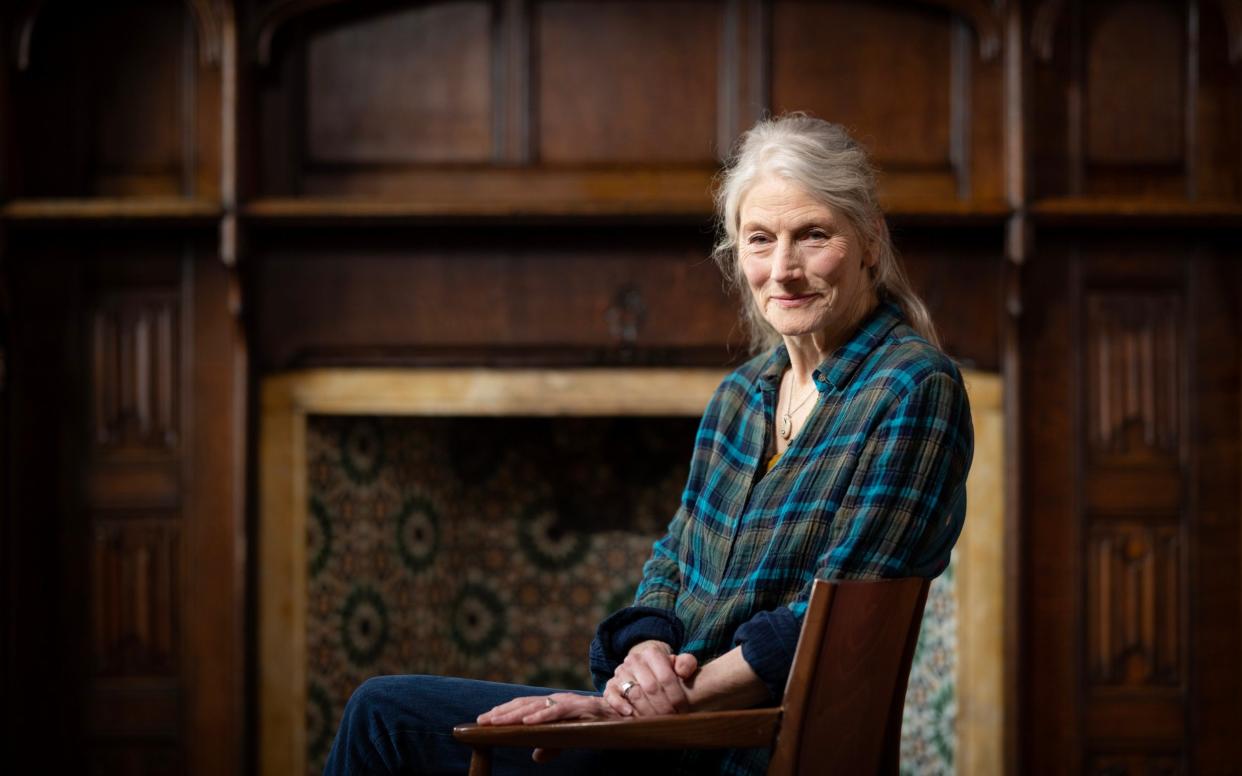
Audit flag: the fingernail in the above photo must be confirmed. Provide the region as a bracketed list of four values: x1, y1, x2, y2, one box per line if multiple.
[623, 706, 632, 716]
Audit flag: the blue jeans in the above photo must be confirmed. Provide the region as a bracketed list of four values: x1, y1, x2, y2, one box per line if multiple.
[323, 675, 680, 775]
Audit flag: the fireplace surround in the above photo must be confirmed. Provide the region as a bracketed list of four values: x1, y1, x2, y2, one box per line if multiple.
[259, 367, 1003, 775]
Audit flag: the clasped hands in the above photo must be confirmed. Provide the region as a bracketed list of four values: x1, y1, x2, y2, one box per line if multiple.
[475, 640, 699, 762]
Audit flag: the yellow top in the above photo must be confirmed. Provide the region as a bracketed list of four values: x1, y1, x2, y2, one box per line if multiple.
[766, 452, 783, 472]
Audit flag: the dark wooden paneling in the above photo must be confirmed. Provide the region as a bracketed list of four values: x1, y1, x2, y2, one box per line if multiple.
[1023, 232, 1242, 773]
[248, 226, 738, 370]
[12, 0, 198, 198]
[249, 0, 1015, 209]
[1032, 0, 1242, 201]
[86, 677, 182, 739]
[1186, 245, 1242, 772]
[1084, 3, 1185, 170]
[90, 292, 181, 454]
[1077, 244, 1190, 760]
[0, 234, 227, 774]
[5, 239, 89, 773]
[1083, 291, 1180, 463]
[894, 229, 1004, 371]
[1021, 235, 1081, 775]
[89, 518, 181, 677]
[536, 0, 720, 163]
[1086, 522, 1181, 686]
[305, 2, 493, 164]
[772, 1, 957, 198]
[1196, 0, 1242, 199]
[247, 226, 1001, 372]
[182, 252, 247, 776]
[85, 743, 184, 776]
[1088, 750, 1183, 775]
[1031, 0, 1076, 197]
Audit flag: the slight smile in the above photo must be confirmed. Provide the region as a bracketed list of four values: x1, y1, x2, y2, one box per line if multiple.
[770, 293, 819, 308]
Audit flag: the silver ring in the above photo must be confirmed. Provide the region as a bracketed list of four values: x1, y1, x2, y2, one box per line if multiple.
[545, 696, 557, 708]
[620, 681, 636, 698]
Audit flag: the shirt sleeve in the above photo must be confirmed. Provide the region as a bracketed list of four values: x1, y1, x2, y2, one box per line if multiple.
[588, 377, 731, 690]
[588, 505, 689, 690]
[734, 370, 974, 701]
[633, 503, 687, 610]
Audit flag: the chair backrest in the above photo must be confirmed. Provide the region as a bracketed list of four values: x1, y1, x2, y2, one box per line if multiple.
[766, 577, 931, 776]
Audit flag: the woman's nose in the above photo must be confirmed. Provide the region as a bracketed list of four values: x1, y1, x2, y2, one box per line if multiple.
[771, 239, 801, 282]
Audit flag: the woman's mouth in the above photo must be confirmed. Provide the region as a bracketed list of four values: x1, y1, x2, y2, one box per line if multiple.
[771, 293, 818, 308]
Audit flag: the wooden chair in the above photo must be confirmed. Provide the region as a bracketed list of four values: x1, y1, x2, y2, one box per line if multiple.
[453, 577, 931, 775]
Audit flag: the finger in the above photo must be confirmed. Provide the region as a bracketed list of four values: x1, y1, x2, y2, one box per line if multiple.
[616, 670, 663, 717]
[532, 748, 563, 763]
[520, 694, 601, 724]
[624, 659, 676, 715]
[477, 697, 529, 724]
[635, 650, 691, 713]
[602, 680, 635, 717]
[519, 693, 581, 724]
[480, 697, 547, 725]
[673, 652, 700, 680]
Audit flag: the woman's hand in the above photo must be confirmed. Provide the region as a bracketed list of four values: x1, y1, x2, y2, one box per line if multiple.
[476, 693, 621, 764]
[476, 692, 618, 727]
[603, 640, 700, 717]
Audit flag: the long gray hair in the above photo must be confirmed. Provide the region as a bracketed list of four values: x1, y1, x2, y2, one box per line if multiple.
[712, 114, 941, 353]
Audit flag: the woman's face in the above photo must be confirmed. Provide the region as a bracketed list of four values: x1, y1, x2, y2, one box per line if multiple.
[738, 175, 877, 341]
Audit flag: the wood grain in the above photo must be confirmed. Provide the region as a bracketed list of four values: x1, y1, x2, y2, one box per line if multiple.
[259, 375, 308, 776]
[536, 1, 720, 164]
[1, 198, 221, 223]
[305, 2, 492, 165]
[454, 708, 781, 749]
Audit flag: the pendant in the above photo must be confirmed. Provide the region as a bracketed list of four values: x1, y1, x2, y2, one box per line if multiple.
[780, 412, 792, 440]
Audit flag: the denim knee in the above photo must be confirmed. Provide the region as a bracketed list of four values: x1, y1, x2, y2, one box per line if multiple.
[341, 674, 419, 732]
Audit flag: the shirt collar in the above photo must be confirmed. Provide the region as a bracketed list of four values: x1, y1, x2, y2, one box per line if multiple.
[756, 300, 905, 394]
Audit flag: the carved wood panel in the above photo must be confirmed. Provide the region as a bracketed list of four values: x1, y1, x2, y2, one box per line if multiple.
[90, 518, 182, 677]
[1086, 522, 1181, 687]
[1083, 291, 1181, 463]
[90, 292, 180, 455]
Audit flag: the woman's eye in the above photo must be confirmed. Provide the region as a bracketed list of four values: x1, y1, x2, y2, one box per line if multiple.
[806, 230, 829, 240]
[748, 234, 770, 245]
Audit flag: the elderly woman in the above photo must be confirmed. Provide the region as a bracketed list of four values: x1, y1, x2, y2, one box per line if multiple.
[324, 114, 973, 775]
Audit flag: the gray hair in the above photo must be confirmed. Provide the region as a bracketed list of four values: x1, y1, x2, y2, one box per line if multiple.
[712, 113, 941, 353]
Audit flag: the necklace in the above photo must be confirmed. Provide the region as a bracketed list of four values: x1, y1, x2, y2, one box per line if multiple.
[780, 376, 819, 440]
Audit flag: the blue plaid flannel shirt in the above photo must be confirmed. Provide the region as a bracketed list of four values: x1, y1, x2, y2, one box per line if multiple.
[589, 301, 974, 775]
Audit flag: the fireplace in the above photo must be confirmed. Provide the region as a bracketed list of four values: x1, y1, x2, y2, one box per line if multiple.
[259, 368, 1004, 776]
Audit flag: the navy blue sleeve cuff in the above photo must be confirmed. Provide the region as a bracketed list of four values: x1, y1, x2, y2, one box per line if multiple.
[588, 606, 684, 691]
[734, 607, 802, 703]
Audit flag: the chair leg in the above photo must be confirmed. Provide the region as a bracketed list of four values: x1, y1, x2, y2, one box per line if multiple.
[467, 748, 492, 776]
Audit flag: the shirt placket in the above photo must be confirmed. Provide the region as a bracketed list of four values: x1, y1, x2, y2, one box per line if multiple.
[709, 377, 778, 591]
